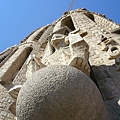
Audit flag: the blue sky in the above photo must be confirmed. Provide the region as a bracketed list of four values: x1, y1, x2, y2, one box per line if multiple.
[0, 0, 120, 52]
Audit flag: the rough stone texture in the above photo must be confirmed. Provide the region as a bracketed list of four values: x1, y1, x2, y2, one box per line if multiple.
[0, 8, 120, 120]
[0, 46, 32, 84]
[16, 65, 108, 120]
[41, 28, 90, 76]
[39, 25, 54, 47]
[12, 60, 28, 86]
[0, 46, 15, 63]
[26, 26, 48, 43]
[105, 98, 120, 120]
[0, 84, 16, 120]
[93, 14, 119, 31]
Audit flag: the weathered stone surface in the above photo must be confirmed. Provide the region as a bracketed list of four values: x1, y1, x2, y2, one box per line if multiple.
[16, 65, 108, 120]
[9, 85, 22, 101]
[41, 28, 90, 76]
[0, 8, 120, 120]
[0, 46, 33, 84]
[0, 84, 16, 120]
[105, 98, 120, 120]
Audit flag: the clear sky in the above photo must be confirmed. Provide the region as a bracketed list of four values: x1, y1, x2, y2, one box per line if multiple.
[0, 0, 120, 52]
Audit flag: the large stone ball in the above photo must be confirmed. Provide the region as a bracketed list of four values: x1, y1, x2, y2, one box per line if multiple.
[16, 65, 108, 120]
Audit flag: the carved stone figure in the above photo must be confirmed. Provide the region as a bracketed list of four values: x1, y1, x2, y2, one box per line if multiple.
[41, 27, 90, 76]
[16, 25, 108, 120]
[1, 8, 120, 120]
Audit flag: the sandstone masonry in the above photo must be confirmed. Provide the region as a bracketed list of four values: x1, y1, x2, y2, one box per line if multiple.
[0, 8, 120, 120]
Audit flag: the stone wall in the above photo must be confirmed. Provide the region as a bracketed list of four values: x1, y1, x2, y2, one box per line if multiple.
[0, 8, 120, 120]
[93, 14, 119, 31]
[0, 84, 16, 120]
[71, 9, 120, 120]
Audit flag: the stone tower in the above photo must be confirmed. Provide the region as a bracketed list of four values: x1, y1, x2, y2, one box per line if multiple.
[0, 8, 120, 120]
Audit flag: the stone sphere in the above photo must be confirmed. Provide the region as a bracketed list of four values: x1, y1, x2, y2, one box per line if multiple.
[16, 65, 108, 120]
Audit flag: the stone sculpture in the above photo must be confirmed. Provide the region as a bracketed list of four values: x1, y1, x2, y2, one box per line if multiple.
[98, 35, 120, 60]
[1, 8, 120, 120]
[41, 27, 90, 76]
[16, 26, 108, 120]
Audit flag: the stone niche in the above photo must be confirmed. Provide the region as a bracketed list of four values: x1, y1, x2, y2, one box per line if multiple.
[0, 46, 33, 85]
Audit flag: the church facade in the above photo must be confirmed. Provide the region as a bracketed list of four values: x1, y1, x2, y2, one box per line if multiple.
[0, 8, 120, 120]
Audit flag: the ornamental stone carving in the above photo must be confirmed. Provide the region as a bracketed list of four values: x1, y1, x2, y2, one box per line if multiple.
[41, 27, 90, 76]
[98, 35, 120, 60]
[2, 8, 120, 120]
